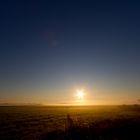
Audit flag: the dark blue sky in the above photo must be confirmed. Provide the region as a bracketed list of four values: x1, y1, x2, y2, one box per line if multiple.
[0, 0, 140, 104]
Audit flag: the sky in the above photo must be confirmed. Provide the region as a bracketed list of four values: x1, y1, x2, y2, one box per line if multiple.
[0, 0, 140, 105]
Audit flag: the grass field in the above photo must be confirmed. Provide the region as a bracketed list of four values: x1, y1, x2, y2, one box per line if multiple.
[0, 105, 140, 140]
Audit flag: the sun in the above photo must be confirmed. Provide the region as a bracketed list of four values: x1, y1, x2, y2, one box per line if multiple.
[76, 89, 85, 99]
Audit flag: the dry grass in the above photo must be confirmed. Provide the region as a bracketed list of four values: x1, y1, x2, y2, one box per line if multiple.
[0, 105, 140, 140]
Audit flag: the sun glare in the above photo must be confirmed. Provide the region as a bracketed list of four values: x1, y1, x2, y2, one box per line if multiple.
[76, 89, 85, 99]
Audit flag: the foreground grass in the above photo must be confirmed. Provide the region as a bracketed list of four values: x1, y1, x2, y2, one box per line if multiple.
[0, 105, 140, 140]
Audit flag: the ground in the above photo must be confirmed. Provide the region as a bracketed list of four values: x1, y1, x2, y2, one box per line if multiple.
[0, 105, 140, 140]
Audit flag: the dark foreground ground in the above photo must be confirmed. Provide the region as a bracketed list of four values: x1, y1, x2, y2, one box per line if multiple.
[0, 105, 140, 140]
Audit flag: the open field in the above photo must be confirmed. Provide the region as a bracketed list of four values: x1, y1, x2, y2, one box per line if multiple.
[0, 105, 140, 140]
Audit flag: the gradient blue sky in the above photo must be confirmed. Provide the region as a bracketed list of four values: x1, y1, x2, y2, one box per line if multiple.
[0, 0, 140, 105]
